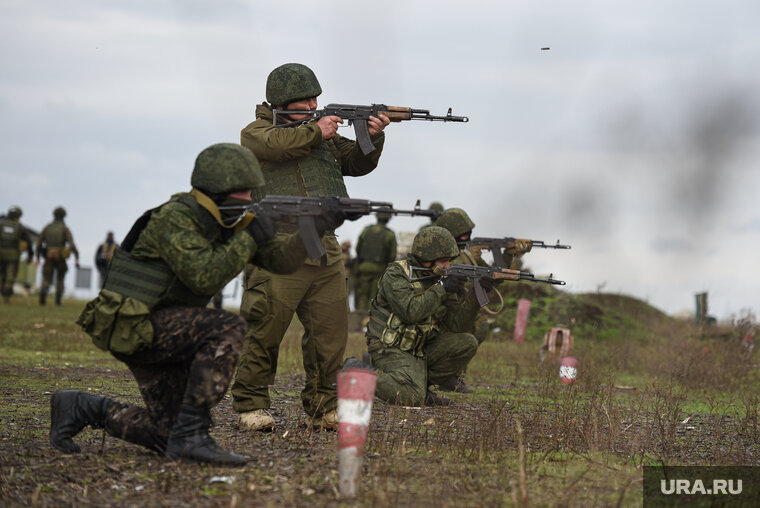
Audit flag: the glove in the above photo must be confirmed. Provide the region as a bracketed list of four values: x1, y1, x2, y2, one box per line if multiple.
[441, 275, 466, 293]
[507, 239, 532, 255]
[313, 198, 347, 236]
[245, 213, 277, 245]
[478, 276, 495, 293]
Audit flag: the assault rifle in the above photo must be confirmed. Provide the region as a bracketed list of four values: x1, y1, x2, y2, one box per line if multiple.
[409, 264, 565, 307]
[466, 237, 571, 269]
[272, 104, 469, 155]
[220, 196, 440, 261]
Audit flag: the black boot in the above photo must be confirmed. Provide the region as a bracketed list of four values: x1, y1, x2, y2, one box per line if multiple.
[55, 293, 62, 306]
[165, 405, 247, 466]
[343, 356, 375, 372]
[437, 375, 474, 394]
[39, 290, 47, 305]
[50, 390, 110, 453]
[424, 389, 451, 407]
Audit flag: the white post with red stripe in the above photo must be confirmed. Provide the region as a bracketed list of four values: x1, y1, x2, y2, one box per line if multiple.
[337, 368, 377, 498]
[559, 356, 578, 384]
[513, 299, 531, 343]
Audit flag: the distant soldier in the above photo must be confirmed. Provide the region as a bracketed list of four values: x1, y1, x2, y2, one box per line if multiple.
[95, 231, 118, 289]
[341, 240, 355, 302]
[0, 206, 34, 303]
[361, 226, 480, 406]
[435, 208, 532, 392]
[419, 201, 444, 231]
[36, 207, 79, 306]
[354, 211, 396, 311]
[49, 143, 345, 465]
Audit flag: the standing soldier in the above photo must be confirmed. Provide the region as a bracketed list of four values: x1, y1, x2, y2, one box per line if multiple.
[232, 62, 391, 431]
[0, 206, 34, 303]
[354, 211, 396, 311]
[434, 208, 531, 392]
[362, 226, 480, 406]
[36, 207, 80, 306]
[94, 231, 118, 289]
[48, 143, 345, 465]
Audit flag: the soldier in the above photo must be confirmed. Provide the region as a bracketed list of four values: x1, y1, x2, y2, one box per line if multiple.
[231, 63, 390, 431]
[0, 206, 34, 303]
[419, 201, 444, 230]
[362, 226, 480, 406]
[36, 207, 80, 305]
[48, 143, 346, 465]
[434, 208, 531, 392]
[341, 240, 355, 303]
[354, 211, 396, 311]
[94, 231, 118, 289]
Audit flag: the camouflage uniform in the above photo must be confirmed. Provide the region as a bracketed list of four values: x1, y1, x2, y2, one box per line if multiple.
[366, 227, 480, 406]
[232, 69, 385, 421]
[0, 208, 33, 302]
[53, 143, 310, 464]
[36, 208, 79, 305]
[354, 217, 396, 311]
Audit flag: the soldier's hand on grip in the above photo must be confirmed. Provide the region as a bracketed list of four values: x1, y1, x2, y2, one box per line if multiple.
[478, 276, 495, 293]
[245, 214, 278, 245]
[441, 274, 466, 293]
[313, 198, 347, 236]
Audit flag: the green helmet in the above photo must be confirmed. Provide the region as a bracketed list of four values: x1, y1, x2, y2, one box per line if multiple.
[376, 210, 392, 222]
[429, 201, 444, 213]
[53, 206, 66, 219]
[266, 63, 322, 107]
[435, 208, 475, 238]
[191, 143, 264, 195]
[7, 206, 22, 219]
[411, 226, 459, 262]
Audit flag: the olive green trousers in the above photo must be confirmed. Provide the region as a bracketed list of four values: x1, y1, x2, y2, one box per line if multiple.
[231, 260, 348, 417]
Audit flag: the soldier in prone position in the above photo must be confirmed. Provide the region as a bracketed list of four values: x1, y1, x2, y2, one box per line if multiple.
[48, 143, 346, 465]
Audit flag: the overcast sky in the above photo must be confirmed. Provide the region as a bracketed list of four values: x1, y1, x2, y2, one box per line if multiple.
[1, 1, 758, 320]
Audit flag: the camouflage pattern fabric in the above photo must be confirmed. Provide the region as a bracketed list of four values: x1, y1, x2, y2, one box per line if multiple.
[0, 217, 32, 299]
[265, 63, 322, 107]
[365, 256, 478, 406]
[191, 142, 264, 195]
[233, 98, 387, 419]
[105, 307, 245, 452]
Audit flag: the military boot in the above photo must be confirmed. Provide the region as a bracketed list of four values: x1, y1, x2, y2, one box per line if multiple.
[165, 405, 247, 466]
[437, 375, 474, 394]
[343, 356, 375, 371]
[237, 409, 275, 432]
[424, 389, 451, 407]
[39, 289, 47, 305]
[55, 293, 62, 306]
[50, 390, 111, 453]
[309, 409, 338, 431]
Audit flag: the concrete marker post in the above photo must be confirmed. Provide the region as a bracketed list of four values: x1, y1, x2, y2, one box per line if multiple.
[513, 299, 531, 343]
[337, 368, 377, 498]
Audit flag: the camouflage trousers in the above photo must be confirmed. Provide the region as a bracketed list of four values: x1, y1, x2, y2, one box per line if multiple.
[368, 331, 478, 406]
[41, 257, 67, 296]
[0, 258, 19, 297]
[104, 307, 246, 452]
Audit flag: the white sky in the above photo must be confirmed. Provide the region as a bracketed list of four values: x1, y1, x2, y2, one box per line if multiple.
[1, 1, 758, 320]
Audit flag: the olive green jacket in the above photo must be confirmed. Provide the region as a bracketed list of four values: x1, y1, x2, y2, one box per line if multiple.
[356, 223, 396, 274]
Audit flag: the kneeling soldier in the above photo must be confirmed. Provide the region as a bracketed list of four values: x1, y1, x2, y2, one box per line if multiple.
[48, 143, 345, 465]
[365, 226, 480, 406]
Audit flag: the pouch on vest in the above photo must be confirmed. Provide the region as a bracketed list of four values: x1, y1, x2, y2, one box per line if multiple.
[46, 247, 61, 260]
[62, 246, 71, 259]
[18, 240, 28, 253]
[77, 289, 154, 354]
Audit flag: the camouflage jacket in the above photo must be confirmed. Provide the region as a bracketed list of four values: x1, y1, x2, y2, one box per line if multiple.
[366, 256, 480, 354]
[36, 220, 79, 260]
[356, 223, 396, 272]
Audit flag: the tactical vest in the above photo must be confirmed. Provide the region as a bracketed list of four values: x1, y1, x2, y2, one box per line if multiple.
[42, 221, 67, 248]
[366, 260, 438, 357]
[103, 194, 220, 309]
[252, 142, 348, 201]
[0, 218, 21, 249]
[98, 242, 117, 263]
[357, 225, 393, 264]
